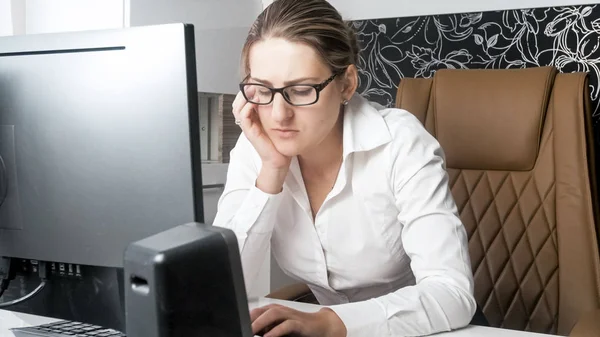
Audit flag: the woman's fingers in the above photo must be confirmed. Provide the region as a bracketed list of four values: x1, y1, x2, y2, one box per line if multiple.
[250, 304, 314, 337]
[231, 91, 246, 122]
[232, 89, 259, 132]
[249, 306, 270, 322]
[239, 99, 256, 120]
[238, 100, 257, 133]
[251, 305, 287, 335]
[263, 320, 302, 337]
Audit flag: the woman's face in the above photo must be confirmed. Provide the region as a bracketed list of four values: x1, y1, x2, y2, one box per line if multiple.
[246, 38, 348, 157]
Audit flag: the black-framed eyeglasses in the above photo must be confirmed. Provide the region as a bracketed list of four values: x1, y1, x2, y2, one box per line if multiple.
[239, 71, 342, 106]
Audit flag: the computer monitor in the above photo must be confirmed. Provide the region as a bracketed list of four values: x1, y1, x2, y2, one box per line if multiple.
[0, 23, 203, 267]
[0, 23, 204, 330]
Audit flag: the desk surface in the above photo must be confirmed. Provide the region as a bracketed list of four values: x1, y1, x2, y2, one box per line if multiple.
[0, 298, 554, 337]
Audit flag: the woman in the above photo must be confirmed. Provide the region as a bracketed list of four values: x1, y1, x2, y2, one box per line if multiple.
[213, 0, 476, 336]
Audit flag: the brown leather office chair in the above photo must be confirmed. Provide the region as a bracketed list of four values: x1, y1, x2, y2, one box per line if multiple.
[268, 67, 600, 336]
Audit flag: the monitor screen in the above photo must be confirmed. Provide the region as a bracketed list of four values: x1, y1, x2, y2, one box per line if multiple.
[0, 23, 204, 269]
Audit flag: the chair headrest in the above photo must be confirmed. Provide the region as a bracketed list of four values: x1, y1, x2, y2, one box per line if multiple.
[432, 66, 556, 170]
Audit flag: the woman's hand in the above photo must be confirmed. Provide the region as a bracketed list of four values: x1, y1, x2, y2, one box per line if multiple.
[250, 304, 347, 337]
[232, 90, 291, 194]
[232, 90, 291, 170]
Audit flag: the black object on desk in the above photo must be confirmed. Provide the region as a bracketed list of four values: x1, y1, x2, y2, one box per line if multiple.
[124, 222, 253, 337]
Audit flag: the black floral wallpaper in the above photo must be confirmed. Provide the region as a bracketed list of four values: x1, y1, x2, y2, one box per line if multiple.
[352, 5, 600, 132]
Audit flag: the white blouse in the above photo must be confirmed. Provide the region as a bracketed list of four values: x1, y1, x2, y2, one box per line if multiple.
[213, 94, 476, 337]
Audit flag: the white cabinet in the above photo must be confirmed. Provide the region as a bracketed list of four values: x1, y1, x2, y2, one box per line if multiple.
[0, 0, 12, 36]
[25, 0, 125, 34]
[129, 0, 262, 95]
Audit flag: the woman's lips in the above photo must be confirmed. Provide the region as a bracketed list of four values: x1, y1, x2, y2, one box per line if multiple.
[272, 129, 299, 139]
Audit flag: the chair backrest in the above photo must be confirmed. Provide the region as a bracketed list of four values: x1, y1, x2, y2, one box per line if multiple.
[395, 67, 600, 335]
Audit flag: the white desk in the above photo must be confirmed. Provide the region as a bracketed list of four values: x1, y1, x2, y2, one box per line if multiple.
[0, 310, 56, 337]
[0, 298, 554, 337]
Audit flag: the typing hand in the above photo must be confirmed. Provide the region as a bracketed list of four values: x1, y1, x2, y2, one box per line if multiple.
[250, 304, 346, 337]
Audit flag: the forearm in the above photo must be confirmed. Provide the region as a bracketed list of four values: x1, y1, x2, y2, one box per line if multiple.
[213, 185, 283, 291]
[329, 277, 476, 337]
[214, 133, 291, 291]
[256, 165, 288, 194]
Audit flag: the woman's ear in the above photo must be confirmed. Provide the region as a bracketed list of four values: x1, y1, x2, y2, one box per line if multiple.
[341, 65, 359, 101]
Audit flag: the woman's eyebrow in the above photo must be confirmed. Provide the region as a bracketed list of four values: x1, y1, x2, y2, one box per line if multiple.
[249, 76, 321, 86]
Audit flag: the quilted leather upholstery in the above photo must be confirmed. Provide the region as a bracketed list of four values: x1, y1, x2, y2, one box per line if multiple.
[396, 67, 600, 335]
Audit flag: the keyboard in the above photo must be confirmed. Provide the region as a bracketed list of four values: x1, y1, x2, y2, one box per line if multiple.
[10, 320, 125, 337]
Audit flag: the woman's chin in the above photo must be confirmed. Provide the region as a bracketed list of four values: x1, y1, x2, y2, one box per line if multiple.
[273, 141, 302, 158]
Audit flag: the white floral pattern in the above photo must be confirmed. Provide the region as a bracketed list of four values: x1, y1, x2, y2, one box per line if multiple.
[353, 5, 600, 130]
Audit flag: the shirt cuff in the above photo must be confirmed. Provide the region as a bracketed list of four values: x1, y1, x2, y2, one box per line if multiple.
[328, 299, 390, 337]
[231, 185, 282, 234]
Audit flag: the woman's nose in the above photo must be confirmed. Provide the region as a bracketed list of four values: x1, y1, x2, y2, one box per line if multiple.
[271, 93, 293, 123]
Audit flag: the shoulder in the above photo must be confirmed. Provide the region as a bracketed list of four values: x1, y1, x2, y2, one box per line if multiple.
[366, 100, 443, 162]
[357, 99, 447, 192]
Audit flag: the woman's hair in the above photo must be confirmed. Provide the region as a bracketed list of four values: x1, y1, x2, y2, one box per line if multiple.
[241, 0, 360, 77]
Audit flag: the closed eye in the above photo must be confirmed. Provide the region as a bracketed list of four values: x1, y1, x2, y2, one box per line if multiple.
[290, 88, 313, 96]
